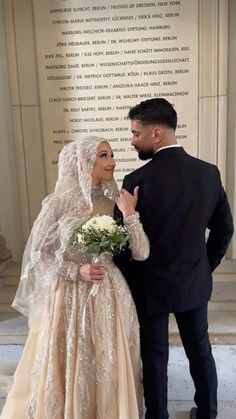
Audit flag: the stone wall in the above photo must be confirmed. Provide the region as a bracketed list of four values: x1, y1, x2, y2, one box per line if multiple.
[1, 0, 235, 260]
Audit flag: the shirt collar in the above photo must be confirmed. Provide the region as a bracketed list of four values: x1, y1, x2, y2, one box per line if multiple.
[155, 144, 182, 154]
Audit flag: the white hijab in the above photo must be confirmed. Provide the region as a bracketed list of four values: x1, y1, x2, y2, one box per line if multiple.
[12, 136, 118, 324]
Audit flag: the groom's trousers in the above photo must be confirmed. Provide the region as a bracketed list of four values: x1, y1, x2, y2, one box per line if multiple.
[139, 303, 218, 419]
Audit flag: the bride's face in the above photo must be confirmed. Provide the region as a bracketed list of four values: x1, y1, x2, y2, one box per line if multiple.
[92, 141, 116, 185]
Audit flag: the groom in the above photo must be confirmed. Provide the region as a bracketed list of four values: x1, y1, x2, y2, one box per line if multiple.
[115, 98, 234, 419]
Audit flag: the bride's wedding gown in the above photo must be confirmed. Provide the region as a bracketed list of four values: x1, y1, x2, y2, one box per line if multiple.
[1, 185, 149, 419]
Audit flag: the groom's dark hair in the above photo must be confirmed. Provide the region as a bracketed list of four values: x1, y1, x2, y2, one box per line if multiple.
[128, 98, 177, 130]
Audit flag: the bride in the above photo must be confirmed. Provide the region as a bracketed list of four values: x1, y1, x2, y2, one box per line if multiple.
[1, 137, 149, 419]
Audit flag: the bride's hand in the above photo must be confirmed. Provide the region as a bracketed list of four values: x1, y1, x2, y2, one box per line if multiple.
[78, 263, 105, 283]
[116, 186, 139, 218]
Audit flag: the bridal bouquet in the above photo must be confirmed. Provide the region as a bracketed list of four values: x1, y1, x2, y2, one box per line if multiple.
[71, 215, 128, 258]
[72, 215, 128, 335]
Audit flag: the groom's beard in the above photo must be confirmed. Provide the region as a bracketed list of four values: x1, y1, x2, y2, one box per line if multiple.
[138, 150, 155, 160]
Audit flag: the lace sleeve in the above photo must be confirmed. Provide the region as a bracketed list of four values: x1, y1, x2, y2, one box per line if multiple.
[30, 198, 89, 283]
[57, 260, 80, 282]
[57, 246, 90, 282]
[124, 212, 150, 261]
[33, 231, 83, 283]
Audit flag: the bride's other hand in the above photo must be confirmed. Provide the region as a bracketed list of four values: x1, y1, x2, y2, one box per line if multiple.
[116, 186, 139, 218]
[79, 263, 105, 283]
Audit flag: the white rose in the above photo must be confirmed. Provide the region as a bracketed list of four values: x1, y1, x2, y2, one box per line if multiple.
[82, 217, 97, 230]
[94, 215, 116, 232]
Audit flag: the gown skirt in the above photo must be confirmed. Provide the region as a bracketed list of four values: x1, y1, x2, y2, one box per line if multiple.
[1, 257, 143, 419]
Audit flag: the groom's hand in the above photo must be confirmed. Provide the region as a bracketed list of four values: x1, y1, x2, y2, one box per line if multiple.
[79, 263, 105, 283]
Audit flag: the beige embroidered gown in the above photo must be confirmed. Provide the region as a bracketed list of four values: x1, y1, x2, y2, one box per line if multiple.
[1, 186, 149, 419]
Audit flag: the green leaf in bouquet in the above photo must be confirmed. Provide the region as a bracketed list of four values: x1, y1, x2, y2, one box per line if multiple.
[87, 242, 101, 255]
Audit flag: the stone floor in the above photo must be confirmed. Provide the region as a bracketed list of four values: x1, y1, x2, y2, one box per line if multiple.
[0, 344, 235, 418]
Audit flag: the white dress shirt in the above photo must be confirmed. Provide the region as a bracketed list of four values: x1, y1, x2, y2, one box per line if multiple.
[155, 144, 182, 154]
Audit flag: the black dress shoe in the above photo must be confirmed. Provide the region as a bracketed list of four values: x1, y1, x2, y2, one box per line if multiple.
[190, 407, 198, 419]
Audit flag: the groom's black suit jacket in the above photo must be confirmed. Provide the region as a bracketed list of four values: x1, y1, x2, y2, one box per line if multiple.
[114, 147, 234, 315]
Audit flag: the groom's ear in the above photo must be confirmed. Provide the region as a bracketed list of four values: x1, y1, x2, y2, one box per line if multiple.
[152, 126, 163, 146]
